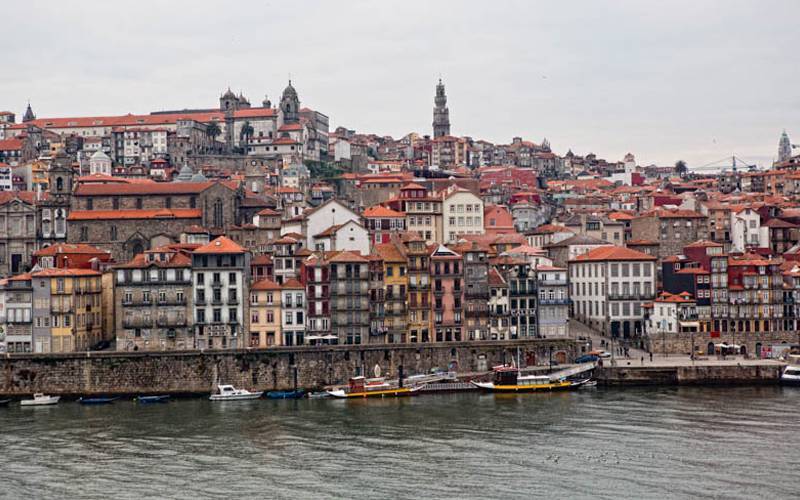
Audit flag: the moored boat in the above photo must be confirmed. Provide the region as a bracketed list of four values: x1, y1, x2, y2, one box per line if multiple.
[265, 389, 305, 399]
[471, 366, 589, 393]
[20, 393, 60, 406]
[780, 365, 800, 386]
[79, 397, 119, 405]
[326, 376, 420, 399]
[0, 399, 12, 406]
[307, 391, 331, 399]
[209, 384, 263, 401]
[136, 395, 171, 404]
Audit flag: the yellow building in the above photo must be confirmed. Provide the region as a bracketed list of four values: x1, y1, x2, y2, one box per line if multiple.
[375, 242, 408, 343]
[249, 278, 282, 347]
[29, 159, 49, 193]
[31, 268, 103, 353]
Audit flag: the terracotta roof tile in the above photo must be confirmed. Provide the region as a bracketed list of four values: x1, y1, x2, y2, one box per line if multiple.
[572, 245, 657, 262]
[193, 236, 246, 254]
[67, 208, 201, 221]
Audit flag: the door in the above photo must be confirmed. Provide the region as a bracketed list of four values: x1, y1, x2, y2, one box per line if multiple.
[707, 342, 715, 356]
[11, 253, 22, 274]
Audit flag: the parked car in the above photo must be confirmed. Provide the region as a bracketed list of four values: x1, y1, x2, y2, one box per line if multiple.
[575, 354, 599, 364]
[588, 349, 612, 359]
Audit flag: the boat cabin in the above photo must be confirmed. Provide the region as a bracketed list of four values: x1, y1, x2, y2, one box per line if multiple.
[493, 367, 552, 387]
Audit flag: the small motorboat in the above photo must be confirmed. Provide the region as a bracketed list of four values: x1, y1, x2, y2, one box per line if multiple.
[326, 376, 421, 399]
[780, 365, 800, 386]
[307, 391, 331, 399]
[265, 389, 305, 400]
[580, 380, 598, 388]
[209, 384, 263, 401]
[21, 393, 60, 406]
[0, 399, 12, 406]
[78, 397, 119, 405]
[136, 395, 171, 404]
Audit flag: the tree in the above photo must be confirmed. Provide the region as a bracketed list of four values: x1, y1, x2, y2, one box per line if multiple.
[239, 121, 254, 144]
[674, 160, 688, 177]
[206, 122, 221, 142]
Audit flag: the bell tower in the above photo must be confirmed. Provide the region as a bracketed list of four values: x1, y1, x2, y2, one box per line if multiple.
[432, 79, 451, 138]
[280, 80, 300, 124]
[41, 149, 74, 243]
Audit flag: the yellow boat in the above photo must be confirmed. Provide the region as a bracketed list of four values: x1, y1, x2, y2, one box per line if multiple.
[327, 376, 421, 398]
[471, 366, 587, 393]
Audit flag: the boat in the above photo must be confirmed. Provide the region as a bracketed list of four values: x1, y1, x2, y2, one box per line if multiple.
[265, 389, 305, 399]
[136, 395, 171, 404]
[580, 380, 598, 388]
[21, 393, 61, 406]
[78, 397, 119, 405]
[0, 399, 12, 406]
[780, 365, 800, 386]
[209, 384, 263, 401]
[471, 365, 589, 393]
[326, 376, 421, 399]
[307, 391, 331, 399]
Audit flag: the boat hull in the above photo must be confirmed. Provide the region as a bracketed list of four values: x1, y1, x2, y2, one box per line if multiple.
[471, 380, 583, 393]
[21, 396, 60, 406]
[0, 399, 11, 406]
[79, 397, 118, 405]
[265, 390, 305, 399]
[327, 387, 419, 398]
[209, 392, 263, 401]
[779, 377, 800, 386]
[137, 395, 170, 404]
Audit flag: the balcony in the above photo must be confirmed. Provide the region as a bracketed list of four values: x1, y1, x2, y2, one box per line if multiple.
[123, 317, 154, 328]
[157, 298, 187, 306]
[538, 298, 571, 305]
[608, 293, 654, 301]
[539, 279, 568, 286]
[157, 316, 187, 327]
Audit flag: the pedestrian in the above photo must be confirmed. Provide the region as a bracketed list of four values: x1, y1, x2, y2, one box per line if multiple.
[641, 356, 644, 365]
[649, 352, 653, 362]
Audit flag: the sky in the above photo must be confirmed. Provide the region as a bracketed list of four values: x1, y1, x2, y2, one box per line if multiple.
[3, 0, 799, 168]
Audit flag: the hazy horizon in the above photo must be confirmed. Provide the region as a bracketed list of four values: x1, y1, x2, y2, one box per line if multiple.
[3, 0, 798, 167]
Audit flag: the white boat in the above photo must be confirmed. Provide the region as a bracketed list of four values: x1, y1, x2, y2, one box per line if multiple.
[208, 384, 263, 401]
[20, 393, 60, 406]
[780, 366, 800, 386]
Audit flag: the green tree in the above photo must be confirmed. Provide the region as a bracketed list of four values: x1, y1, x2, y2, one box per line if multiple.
[206, 122, 221, 142]
[239, 121, 254, 143]
[674, 160, 688, 177]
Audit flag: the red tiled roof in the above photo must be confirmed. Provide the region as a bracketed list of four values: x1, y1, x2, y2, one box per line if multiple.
[572, 245, 657, 262]
[74, 180, 236, 196]
[282, 278, 305, 289]
[67, 208, 201, 221]
[32, 268, 101, 277]
[328, 250, 368, 263]
[33, 243, 110, 257]
[374, 243, 405, 262]
[251, 278, 282, 291]
[193, 236, 246, 254]
[0, 138, 23, 151]
[363, 205, 405, 218]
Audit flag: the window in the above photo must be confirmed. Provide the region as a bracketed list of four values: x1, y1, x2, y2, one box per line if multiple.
[213, 308, 222, 322]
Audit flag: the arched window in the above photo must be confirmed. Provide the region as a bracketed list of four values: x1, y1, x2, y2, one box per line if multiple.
[213, 198, 223, 228]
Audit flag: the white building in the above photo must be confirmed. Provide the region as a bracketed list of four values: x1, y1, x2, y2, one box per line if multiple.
[302, 199, 361, 249]
[488, 268, 509, 340]
[191, 236, 249, 349]
[0, 164, 12, 191]
[730, 207, 766, 252]
[568, 245, 657, 339]
[311, 220, 370, 254]
[535, 265, 570, 338]
[442, 186, 484, 243]
[280, 279, 305, 346]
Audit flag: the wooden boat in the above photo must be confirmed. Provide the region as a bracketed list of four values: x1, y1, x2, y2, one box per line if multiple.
[21, 393, 60, 406]
[265, 389, 305, 399]
[327, 376, 421, 399]
[209, 384, 263, 401]
[471, 366, 589, 393]
[136, 395, 171, 404]
[78, 397, 119, 405]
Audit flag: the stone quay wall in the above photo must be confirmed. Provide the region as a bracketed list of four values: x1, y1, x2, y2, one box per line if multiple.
[643, 331, 800, 357]
[597, 363, 784, 386]
[0, 339, 577, 397]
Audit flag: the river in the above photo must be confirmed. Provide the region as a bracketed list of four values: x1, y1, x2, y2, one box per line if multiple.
[1, 386, 797, 499]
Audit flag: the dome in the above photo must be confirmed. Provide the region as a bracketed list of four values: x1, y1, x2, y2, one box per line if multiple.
[176, 163, 194, 182]
[221, 87, 236, 99]
[282, 80, 297, 99]
[191, 172, 208, 182]
[90, 150, 110, 161]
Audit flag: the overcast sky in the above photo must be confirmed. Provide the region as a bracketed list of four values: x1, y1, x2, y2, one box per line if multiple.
[3, 1, 799, 167]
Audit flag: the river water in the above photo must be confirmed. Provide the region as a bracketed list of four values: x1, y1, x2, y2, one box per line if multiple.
[1, 386, 797, 499]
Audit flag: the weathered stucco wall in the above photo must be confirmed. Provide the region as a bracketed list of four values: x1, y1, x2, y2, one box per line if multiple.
[0, 340, 577, 396]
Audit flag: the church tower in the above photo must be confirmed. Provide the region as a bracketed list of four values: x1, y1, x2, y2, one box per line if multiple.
[42, 149, 74, 243]
[432, 79, 451, 138]
[779, 130, 792, 163]
[280, 80, 300, 124]
[22, 102, 35, 122]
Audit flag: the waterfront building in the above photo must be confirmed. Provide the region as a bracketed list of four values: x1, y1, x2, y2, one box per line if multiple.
[374, 242, 407, 343]
[404, 233, 431, 342]
[114, 245, 193, 351]
[367, 254, 386, 344]
[31, 268, 103, 353]
[398, 183, 443, 244]
[363, 205, 406, 246]
[302, 252, 332, 345]
[329, 251, 370, 345]
[535, 265, 570, 338]
[462, 242, 490, 341]
[249, 278, 282, 347]
[645, 292, 698, 338]
[280, 278, 306, 346]
[191, 236, 249, 349]
[487, 268, 510, 340]
[569, 246, 657, 339]
[501, 261, 538, 339]
[271, 235, 305, 285]
[1, 273, 33, 352]
[431, 244, 464, 342]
